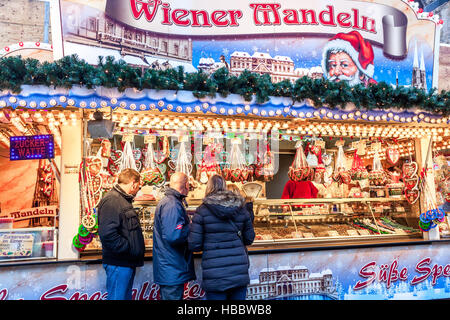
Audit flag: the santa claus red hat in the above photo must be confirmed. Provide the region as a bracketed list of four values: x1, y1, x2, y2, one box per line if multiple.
[322, 31, 375, 79]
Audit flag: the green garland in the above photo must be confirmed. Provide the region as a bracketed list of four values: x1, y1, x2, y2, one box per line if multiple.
[0, 54, 449, 115]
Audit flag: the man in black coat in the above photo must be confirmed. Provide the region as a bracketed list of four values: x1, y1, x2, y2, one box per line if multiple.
[98, 168, 145, 300]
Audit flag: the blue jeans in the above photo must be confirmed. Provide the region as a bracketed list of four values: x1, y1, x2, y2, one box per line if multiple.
[103, 264, 136, 300]
[206, 286, 247, 300]
[159, 284, 184, 300]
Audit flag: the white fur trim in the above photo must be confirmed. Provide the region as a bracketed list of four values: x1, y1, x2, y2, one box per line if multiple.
[321, 39, 374, 78]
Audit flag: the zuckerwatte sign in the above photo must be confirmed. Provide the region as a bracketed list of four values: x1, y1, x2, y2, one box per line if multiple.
[60, 0, 441, 89]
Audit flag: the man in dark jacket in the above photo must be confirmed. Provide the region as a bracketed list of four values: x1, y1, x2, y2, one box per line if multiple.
[188, 183, 255, 300]
[153, 172, 195, 300]
[97, 168, 145, 300]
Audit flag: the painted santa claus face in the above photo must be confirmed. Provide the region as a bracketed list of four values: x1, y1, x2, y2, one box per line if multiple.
[327, 51, 362, 86]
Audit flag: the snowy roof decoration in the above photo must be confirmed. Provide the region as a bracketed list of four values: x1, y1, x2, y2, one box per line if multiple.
[260, 268, 275, 273]
[310, 66, 323, 73]
[199, 57, 215, 65]
[252, 52, 272, 59]
[230, 51, 251, 57]
[293, 265, 308, 270]
[274, 55, 293, 62]
[276, 265, 291, 271]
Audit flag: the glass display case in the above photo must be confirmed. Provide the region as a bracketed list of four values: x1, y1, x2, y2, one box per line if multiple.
[0, 227, 57, 261]
[251, 198, 420, 243]
[105, 195, 421, 253]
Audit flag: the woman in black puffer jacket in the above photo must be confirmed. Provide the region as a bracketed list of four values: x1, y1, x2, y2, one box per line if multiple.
[188, 175, 255, 300]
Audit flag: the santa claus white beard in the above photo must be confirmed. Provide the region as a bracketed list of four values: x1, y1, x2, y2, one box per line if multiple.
[328, 71, 362, 86]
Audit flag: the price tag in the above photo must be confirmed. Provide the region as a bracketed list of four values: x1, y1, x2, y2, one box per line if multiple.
[327, 230, 340, 237]
[315, 140, 326, 149]
[203, 137, 213, 145]
[347, 230, 359, 236]
[122, 133, 134, 142]
[357, 229, 370, 236]
[303, 233, 315, 238]
[144, 135, 156, 144]
[231, 137, 242, 145]
[371, 142, 381, 151]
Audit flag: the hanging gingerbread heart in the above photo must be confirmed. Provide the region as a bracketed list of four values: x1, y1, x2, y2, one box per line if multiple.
[133, 148, 142, 161]
[107, 159, 120, 176]
[222, 168, 231, 180]
[402, 162, 418, 179]
[154, 150, 167, 164]
[231, 168, 242, 182]
[135, 160, 142, 172]
[386, 147, 400, 165]
[167, 159, 177, 170]
[87, 157, 102, 176]
[404, 187, 420, 204]
[88, 175, 102, 195]
[110, 150, 123, 163]
[404, 175, 419, 190]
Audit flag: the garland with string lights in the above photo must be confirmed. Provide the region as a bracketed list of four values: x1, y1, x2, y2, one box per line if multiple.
[0, 54, 449, 115]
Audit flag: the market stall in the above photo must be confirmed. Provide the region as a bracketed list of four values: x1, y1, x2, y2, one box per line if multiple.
[0, 0, 449, 300]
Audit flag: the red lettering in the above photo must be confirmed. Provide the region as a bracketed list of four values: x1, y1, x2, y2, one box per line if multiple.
[40, 284, 68, 300]
[431, 265, 443, 286]
[184, 282, 205, 299]
[89, 292, 105, 300]
[283, 9, 300, 24]
[352, 8, 360, 29]
[337, 12, 351, 27]
[172, 9, 190, 26]
[249, 3, 281, 25]
[161, 3, 171, 25]
[318, 5, 336, 27]
[354, 261, 376, 290]
[399, 267, 408, 281]
[362, 16, 376, 33]
[411, 258, 432, 286]
[299, 9, 319, 25]
[138, 281, 149, 300]
[444, 265, 450, 277]
[129, 0, 162, 22]
[211, 10, 229, 27]
[378, 264, 388, 283]
[0, 289, 8, 300]
[387, 260, 399, 289]
[69, 292, 88, 300]
[191, 10, 212, 27]
[228, 10, 243, 27]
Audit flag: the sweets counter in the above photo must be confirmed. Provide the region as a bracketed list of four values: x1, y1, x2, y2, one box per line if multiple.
[82, 196, 422, 253]
[250, 197, 420, 244]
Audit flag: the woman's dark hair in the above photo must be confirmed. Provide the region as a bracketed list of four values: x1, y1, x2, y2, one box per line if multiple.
[205, 174, 226, 197]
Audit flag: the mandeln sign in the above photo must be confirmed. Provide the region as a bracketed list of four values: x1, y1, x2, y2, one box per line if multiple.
[60, 0, 441, 91]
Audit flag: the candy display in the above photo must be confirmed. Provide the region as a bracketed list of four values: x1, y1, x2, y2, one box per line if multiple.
[77, 111, 448, 256]
[196, 142, 223, 184]
[223, 138, 253, 183]
[288, 141, 312, 182]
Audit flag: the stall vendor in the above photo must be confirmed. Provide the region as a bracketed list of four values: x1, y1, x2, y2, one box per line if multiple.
[281, 179, 319, 199]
